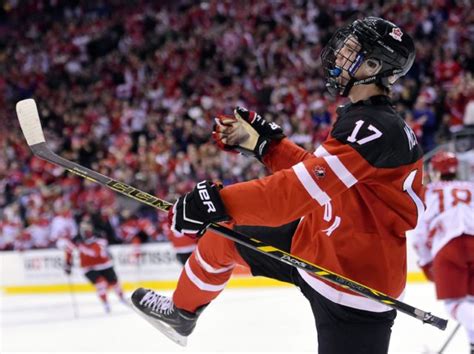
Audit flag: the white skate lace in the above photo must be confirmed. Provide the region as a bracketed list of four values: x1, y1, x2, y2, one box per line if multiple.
[140, 291, 174, 315]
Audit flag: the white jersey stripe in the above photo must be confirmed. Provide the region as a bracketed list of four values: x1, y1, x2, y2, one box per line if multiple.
[314, 146, 358, 188]
[184, 261, 228, 292]
[174, 244, 197, 254]
[403, 170, 425, 227]
[292, 162, 331, 206]
[195, 247, 235, 274]
[314, 145, 329, 157]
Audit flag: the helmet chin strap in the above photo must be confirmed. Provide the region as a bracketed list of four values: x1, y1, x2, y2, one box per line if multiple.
[340, 76, 376, 97]
[339, 54, 392, 97]
[341, 73, 392, 97]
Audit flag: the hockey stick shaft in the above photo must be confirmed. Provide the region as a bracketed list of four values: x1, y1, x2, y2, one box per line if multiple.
[15, 99, 448, 330]
[438, 323, 460, 353]
[66, 273, 79, 319]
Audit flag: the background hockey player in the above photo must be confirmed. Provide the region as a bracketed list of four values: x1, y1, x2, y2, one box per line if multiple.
[130, 16, 424, 353]
[61, 215, 127, 313]
[162, 220, 197, 265]
[410, 151, 474, 354]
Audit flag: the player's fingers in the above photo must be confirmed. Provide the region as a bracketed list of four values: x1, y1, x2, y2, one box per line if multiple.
[226, 128, 249, 145]
[215, 115, 236, 127]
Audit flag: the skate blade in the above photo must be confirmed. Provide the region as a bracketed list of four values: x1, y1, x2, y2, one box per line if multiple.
[131, 302, 188, 347]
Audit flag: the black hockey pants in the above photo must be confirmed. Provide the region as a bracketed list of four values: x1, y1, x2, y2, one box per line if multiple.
[234, 222, 396, 354]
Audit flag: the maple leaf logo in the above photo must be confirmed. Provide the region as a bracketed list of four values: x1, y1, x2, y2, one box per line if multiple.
[389, 27, 403, 42]
[314, 166, 326, 179]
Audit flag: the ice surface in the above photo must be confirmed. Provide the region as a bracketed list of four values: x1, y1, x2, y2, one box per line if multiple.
[0, 283, 469, 353]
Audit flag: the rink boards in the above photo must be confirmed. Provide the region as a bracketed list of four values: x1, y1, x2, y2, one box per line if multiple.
[0, 241, 427, 294]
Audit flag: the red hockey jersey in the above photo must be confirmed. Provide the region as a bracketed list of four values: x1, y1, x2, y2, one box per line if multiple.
[221, 96, 424, 312]
[64, 237, 113, 272]
[163, 222, 197, 254]
[119, 218, 157, 243]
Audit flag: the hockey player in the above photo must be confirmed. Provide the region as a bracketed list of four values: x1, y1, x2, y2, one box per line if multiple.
[132, 17, 422, 353]
[410, 151, 474, 354]
[62, 216, 127, 313]
[163, 220, 197, 265]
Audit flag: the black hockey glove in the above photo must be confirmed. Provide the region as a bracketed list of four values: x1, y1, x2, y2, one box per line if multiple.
[212, 106, 285, 161]
[168, 180, 230, 237]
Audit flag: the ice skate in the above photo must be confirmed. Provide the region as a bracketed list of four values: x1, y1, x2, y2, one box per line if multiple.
[131, 288, 205, 347]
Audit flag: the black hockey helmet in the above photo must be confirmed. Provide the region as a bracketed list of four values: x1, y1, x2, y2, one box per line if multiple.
[321, 17, 415, 96]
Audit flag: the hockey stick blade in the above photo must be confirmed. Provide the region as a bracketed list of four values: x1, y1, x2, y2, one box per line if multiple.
[131, 302, 187, 347]
[16, 99, 46, 146]
[15, 98, 448, 331]
[16, 100, 172, 211]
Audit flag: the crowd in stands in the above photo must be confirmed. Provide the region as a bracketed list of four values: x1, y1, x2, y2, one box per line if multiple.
[0, 0, 473, 251]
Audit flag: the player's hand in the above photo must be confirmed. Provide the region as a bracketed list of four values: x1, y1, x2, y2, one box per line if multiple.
[212, 107, 285, 161]
[168, 180, 230, 237]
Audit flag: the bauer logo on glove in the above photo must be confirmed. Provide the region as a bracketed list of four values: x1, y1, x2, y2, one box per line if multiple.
[197, 181, 217, 213]
[169, 180, 230, 237]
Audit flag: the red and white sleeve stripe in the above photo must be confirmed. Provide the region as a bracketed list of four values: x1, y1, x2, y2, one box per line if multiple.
[292, 162, 331, 206]
[314, 145, 358, 188]
[221, 138, 374, 226]
[291, 139, 374, 205]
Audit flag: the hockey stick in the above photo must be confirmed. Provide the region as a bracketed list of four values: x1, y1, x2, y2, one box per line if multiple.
[437, 323, 460, 353]
[66, 272, 79, 319]
[16, 98, 448, 331]
[423, 323, 461, 354]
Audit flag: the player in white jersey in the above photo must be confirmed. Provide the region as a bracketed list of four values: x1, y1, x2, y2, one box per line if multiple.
[411, 151, 474, 353]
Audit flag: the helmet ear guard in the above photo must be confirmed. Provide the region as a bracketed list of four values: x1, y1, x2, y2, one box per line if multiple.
[362, 58, 382, 77]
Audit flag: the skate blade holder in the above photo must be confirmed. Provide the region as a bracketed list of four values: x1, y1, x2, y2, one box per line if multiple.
[131, 303, 188, 347]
